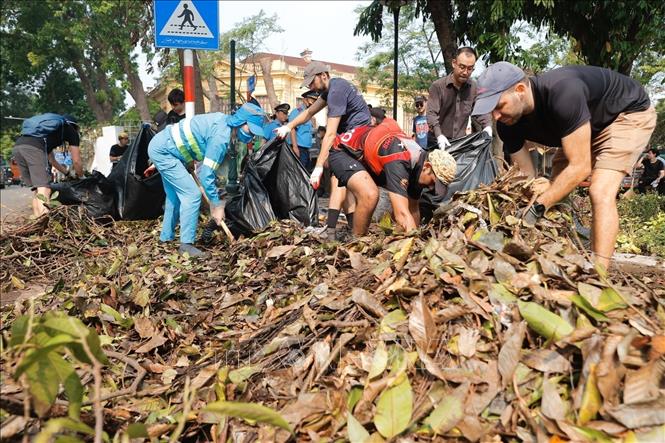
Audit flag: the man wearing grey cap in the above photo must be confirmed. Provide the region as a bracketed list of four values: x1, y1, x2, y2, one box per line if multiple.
[472, 62, 656, 269]
[276, 61, 372, 238]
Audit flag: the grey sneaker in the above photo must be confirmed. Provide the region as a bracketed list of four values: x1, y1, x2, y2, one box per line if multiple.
[179, 243, 208, 258]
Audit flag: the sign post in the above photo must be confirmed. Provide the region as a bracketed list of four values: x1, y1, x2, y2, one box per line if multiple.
[154, 0, 220, 118]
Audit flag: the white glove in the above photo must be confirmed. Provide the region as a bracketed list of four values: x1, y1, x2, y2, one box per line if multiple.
[651, 179, 660, 188]
[275, 125, 291, 139]
[437, 134, 451, 150]
[309, 166, 324, 190]
[483, 126, 493, 137]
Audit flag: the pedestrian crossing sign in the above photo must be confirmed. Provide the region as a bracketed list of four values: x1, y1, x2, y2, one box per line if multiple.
[154, 0, 219, 50]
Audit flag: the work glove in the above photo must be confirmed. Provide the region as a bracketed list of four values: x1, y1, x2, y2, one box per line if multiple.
[483, 126, 493, 137]
[651, 179, 660, 188]
[437, 134, 451, 150]
[309, 166, 324, 190]
[523, 203, 545, 227]
[275, 125, 291, 139]
[210, 204, 225, 226]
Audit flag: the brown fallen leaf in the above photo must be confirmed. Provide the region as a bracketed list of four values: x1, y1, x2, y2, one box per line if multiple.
[408, 295, 437, 354]
[134, 316, 156, 339]
[135, 332, 167, 353]
[498, 321, 526, 387]
[521, 349, 571, 374]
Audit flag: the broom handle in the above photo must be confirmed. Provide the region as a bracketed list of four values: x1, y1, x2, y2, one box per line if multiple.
[190, 169, 234, 242]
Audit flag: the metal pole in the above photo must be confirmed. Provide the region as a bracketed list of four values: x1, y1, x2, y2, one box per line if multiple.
[230, 40, 236, 111]
[393, 7, 399, 121]
[226, 40, 239, 195]
[183, 49, 195, 118]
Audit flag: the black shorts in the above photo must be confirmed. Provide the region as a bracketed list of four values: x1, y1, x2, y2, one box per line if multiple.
[12, 144, 51, 188]
[328, 149, 366, 187]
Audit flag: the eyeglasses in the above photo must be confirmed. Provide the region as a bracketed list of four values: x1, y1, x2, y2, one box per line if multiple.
[415, 103, 424, 108]
[455, 63, 475, 73]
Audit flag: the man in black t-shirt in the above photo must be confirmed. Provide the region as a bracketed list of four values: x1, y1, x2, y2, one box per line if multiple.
[472, 62, 656, 269]
[166, 88, 186, 125]
[109, 132, 130, 168]
[637, 148, 664, 194]
[12, 114, 83, 217]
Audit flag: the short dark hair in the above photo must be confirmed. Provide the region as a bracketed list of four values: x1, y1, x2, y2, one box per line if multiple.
[317, 126, 326, 133]
[168, 88, 185, 105]
[456, 46, 477, 59]
[648, 147, 660, 156]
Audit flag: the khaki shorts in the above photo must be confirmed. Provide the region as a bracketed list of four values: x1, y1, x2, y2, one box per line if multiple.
[552, 106, 657, 177]
[12, 143, 51, 189]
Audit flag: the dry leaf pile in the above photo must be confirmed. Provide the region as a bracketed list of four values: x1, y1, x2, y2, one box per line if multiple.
[1, 170, 664, 442]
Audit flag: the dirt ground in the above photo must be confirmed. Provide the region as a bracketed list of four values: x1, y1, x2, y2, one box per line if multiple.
[0, 186, 33, 232]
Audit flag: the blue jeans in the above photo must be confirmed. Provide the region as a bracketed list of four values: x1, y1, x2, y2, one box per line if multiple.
[148, 131, 201, 244]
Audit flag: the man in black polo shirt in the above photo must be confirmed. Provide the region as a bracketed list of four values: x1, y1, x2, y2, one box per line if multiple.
[12, 113, 83, 217]
[472, 62, 656, 269]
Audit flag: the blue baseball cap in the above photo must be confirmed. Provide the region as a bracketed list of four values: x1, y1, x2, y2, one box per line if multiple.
[472, 62, 525, 116]
[227, 103, 267, 136]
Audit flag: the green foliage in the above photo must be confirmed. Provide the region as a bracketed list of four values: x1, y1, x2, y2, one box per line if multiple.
[355, 4, 441, 106]
[7, 310, 109, 440]
[616, 193, 665, 257]
[219, 10, 284, 63]
[651, 101, 665, 149]
[355, 0, 664, 77]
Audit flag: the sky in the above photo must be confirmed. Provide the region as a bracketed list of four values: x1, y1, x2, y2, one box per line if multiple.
[135, 0, 374, 100]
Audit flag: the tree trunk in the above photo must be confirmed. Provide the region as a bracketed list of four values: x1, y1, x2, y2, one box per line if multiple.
[259, 57, 279, 111]
[193, 51, 206, 114]
[425, 0, 457, 75]
[207, 75, 222, 112]
[123, 61, 152, 121]
[71, 61, 109, 123]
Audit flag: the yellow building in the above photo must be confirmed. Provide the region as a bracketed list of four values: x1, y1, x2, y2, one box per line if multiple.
[151, 49, 415, 132]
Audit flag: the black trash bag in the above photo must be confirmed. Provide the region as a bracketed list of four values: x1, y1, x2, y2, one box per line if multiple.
[420, 131, 497, 222]
[50, 171, 117, 220]
[225, 138, 318, 238]
[107, 123, 165, 220]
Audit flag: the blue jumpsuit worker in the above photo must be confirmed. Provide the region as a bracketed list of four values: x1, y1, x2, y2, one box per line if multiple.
[287, 90, 319, 169]
[262, 103, 290, 141]
[147, 103, 265, 257]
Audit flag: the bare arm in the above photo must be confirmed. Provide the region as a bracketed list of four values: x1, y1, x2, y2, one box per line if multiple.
[510, 145, 536, 178]
[408, 197, 420, 226]
[48, 151, 68, 174]
[537, 122, 592, 208]
[69, 146, 83, 176]
[388, 191, 418, 231]
[315, 116, 341, 168]
[286, 98, 326, 132]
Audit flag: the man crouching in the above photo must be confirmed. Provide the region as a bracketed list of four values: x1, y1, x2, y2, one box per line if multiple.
[329, 117, 456, 235]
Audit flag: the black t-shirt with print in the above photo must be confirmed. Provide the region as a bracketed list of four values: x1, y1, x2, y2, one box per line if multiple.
[499, 66, 650, 154]
[372, 138, 426, 200]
